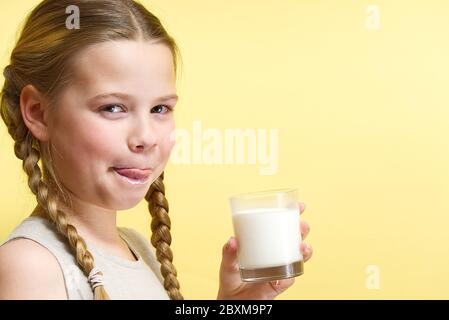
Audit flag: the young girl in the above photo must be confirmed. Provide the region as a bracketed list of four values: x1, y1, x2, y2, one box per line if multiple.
[0, 0, 313, 300]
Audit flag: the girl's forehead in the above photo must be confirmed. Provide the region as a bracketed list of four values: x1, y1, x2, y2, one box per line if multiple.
[71, 40, 175, 91]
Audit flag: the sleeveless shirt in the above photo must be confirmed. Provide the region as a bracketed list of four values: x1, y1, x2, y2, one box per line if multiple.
[0, 216, 170, 300]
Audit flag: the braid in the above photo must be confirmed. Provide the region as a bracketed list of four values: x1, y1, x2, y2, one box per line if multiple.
[145, 171, 184, 300]
[1, 69, 110, 300]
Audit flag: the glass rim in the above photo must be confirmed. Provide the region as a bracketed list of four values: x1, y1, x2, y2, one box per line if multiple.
[229, 188, 297, 200]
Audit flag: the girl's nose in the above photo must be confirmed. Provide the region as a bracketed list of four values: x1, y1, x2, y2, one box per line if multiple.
[128, 118, 158, 152]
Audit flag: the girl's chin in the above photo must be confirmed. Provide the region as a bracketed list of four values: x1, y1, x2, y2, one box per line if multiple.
[113, 196, 145, 210]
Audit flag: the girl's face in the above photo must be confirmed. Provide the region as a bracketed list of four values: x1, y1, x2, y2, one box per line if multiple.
[46, 40, 177, 210]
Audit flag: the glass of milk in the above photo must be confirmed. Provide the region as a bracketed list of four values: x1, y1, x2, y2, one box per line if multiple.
[229, 188, 303, 282]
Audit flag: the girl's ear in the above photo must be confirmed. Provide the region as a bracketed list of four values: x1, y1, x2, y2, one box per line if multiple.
[20, 84, 50, 142]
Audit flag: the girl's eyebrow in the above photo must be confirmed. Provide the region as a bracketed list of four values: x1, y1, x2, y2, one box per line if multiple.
[88, 92, 178, 103]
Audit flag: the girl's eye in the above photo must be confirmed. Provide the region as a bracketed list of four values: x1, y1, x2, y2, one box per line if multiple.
[101, 104, 125, 113]
[151, 105, 172, 114]
[100, 104, 172, 114]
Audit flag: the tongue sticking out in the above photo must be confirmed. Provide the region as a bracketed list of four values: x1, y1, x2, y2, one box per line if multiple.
[114, 168, 151, 180]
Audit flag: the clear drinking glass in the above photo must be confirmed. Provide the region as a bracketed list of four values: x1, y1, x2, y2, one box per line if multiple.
[229, 188, 303, 282]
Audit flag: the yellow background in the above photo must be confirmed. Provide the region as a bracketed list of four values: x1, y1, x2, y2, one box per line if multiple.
[1, 0, 449, 299]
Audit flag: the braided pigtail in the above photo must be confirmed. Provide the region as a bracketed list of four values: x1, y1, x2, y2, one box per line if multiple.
[145, 171, 184, 300]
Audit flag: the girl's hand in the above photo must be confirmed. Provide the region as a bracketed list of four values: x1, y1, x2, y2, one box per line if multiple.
[217, 202, 313, 300]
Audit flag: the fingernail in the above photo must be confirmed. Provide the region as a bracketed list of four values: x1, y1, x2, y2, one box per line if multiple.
[226, 237, 234, 250]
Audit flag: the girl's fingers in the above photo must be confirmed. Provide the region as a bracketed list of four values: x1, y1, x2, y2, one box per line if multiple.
[300, 242, 313, 262]
[299, 202, 306, 214]
[269, 277, 295, 295]
[300, 220, 310, 240]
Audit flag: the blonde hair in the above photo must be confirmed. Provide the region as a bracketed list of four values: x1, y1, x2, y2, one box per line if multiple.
[0, 0, 183, 300]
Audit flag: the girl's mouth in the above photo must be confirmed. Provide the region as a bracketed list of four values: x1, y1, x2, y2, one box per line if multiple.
[113, 167, 152, 185]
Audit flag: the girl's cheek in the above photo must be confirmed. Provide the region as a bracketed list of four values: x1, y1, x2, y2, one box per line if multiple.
[167, 134, 176, 153]
[67, 124, 114, 162]
[164, 127, 177, 152]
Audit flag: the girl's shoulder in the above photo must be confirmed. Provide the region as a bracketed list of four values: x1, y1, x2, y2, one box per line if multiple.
[0, 237, 67, 299]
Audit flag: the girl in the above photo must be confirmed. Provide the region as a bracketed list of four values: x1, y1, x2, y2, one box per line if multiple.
[0, 0, 313, 300]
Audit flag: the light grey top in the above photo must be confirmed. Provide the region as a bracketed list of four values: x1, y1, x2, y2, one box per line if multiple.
[0, 216, 170, 300]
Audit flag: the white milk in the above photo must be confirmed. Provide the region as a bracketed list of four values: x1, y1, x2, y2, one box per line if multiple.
[232, 207, 302, 269]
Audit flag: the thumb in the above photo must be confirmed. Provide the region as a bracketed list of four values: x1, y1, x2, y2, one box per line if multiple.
[221, 236, 239, 272]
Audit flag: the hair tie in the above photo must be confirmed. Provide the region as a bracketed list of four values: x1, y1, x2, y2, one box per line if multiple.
[87, 266, 104, 290]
